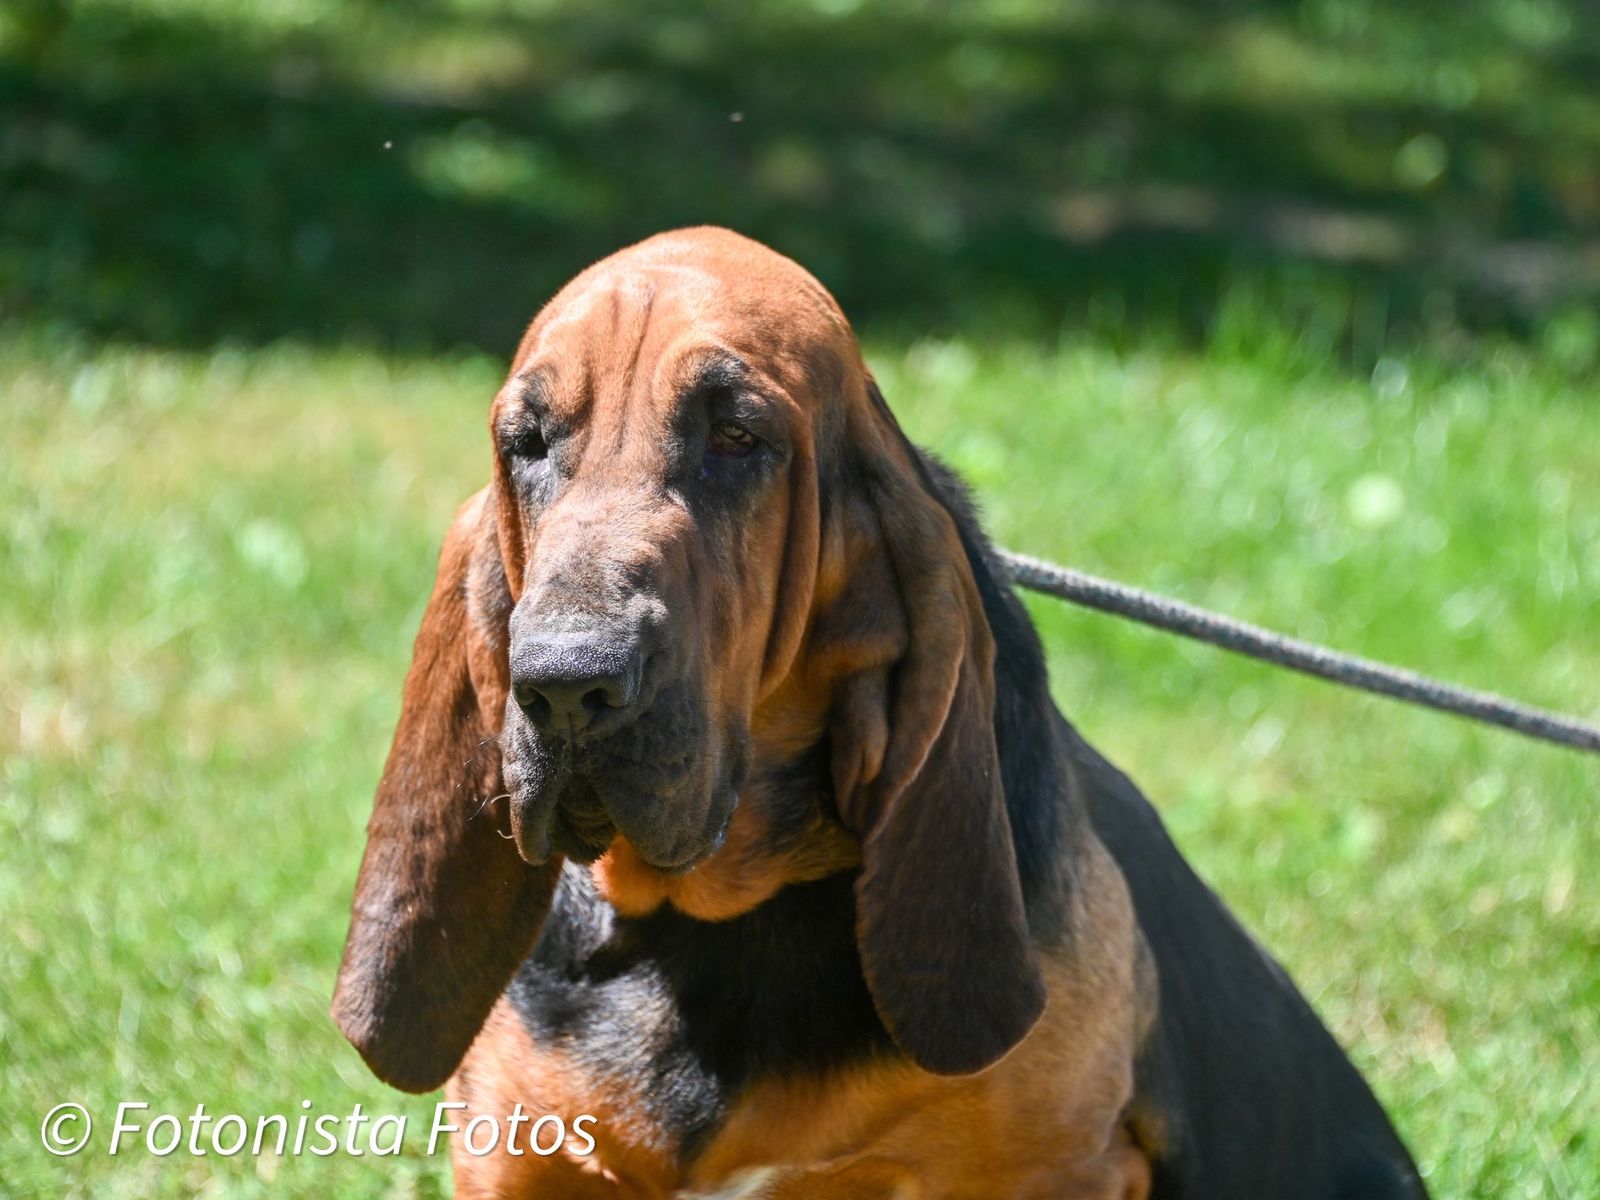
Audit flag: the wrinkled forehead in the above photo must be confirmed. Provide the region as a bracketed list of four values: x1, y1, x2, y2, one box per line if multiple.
[503, 244, 858, 424]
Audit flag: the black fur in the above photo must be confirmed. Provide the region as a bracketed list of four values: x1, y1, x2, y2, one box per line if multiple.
[1069, 729, 1427, 1197]
[510, 862, 891, 1163]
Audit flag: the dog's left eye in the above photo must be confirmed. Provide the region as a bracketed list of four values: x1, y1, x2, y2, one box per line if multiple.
[707, 420, 758, 457]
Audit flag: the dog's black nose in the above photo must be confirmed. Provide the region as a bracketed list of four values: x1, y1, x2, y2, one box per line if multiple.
[510, 635, 644, 737]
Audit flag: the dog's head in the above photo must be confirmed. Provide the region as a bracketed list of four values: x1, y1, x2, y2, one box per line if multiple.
[333, 228, 1044, 1092]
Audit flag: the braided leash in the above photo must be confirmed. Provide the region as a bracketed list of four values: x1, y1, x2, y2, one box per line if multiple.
[998, 550, 1600, 756]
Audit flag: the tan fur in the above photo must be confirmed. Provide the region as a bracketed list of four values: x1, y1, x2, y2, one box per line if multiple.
[452, 1000, 678, 1199]
[592, 808, 859, 921]
[680, 841, 1153, 1200]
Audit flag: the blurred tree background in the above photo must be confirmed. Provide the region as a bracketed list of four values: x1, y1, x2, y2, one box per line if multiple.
[4, 0, 1599, 359]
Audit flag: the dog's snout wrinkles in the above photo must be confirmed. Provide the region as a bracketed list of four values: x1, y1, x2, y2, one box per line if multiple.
[511, 634, 643, 737]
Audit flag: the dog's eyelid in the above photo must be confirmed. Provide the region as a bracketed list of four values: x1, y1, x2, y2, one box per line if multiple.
[497, 382, 573, 458]
[685, 380, 744, 419]
[711, 380, 789, 437]
[497, 412, 547, 453]
[500, 372, 555, 419]
[681, 353, 767, 411]
[719, 394, 770, 430]
[683, 349, 749, 387]
[675, 374, 781, 450]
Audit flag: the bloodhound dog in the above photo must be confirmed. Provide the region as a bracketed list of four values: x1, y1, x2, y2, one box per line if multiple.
[333, 227, 1427, 1199]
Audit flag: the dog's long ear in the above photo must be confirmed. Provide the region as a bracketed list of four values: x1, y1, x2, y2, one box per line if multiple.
[333, 489, 557, 1094]
[826, 387, 1046, 1076]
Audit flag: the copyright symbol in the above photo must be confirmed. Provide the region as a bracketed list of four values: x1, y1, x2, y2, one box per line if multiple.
[41, 1103, 92, 1156]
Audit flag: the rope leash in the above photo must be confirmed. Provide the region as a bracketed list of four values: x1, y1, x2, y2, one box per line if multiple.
[998, 550, 1600, 757]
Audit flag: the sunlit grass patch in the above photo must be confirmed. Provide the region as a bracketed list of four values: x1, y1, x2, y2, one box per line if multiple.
[2, 318, 1596, 1196]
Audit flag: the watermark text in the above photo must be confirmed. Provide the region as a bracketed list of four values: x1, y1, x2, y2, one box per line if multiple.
[39, 1100, 597, 1159]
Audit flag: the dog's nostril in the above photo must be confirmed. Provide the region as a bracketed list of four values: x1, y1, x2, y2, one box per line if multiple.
[519, 689, 552, 728]
[512, 680, 554, 728]
[510, 644, 642, 737]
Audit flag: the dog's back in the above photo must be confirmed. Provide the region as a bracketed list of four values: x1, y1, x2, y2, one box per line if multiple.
[1067, 721, 1428, 1199]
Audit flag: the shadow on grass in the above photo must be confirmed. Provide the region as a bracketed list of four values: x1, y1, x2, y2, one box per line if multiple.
[3, 0, 1599, 355]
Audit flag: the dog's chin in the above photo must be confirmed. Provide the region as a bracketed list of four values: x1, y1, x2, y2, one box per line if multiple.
[501, 720, 742, 874]
[516, 773, 736, 873]
[545, 779, 616, 866]
[616, 798, 736, 874]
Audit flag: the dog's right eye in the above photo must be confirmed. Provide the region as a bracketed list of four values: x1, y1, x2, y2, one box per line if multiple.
[707, 420, 758, 458]
[507, 426, 548, 462]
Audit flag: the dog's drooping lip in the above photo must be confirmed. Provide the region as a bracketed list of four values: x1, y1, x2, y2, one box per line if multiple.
[533, 781, 735, 873]
[501, 695, 743, 877]
[548, 779, 617, 864]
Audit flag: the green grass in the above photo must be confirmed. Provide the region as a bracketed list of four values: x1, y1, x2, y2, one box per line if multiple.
[2, 319, 1595, 1198]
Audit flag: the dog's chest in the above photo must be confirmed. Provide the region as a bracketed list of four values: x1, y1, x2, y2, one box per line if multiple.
[505, 863, 890, 1170]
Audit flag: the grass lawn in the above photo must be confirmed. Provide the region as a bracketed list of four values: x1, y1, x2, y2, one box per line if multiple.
[3, 320, 1596, 1198]
[3, 0, 1599, 1195]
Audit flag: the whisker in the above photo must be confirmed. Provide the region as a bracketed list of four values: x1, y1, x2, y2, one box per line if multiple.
[469, 790, 512, 821]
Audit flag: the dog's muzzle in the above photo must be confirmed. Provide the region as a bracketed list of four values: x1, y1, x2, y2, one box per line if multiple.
[501, 623, 738, 873]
